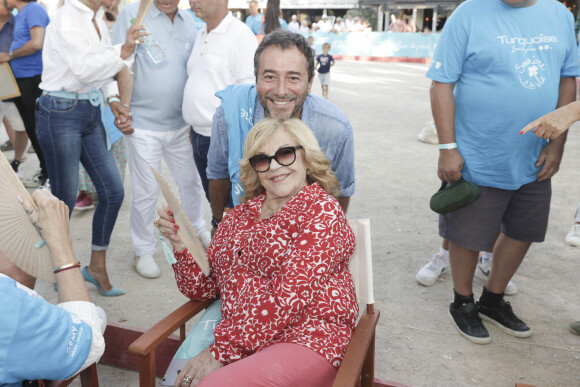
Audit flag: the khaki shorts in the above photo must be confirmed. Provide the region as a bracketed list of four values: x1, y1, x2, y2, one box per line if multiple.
[0, 101, 25, 132]
[439, 179, 551, 251]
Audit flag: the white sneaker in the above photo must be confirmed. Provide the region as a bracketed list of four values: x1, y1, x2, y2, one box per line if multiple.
[199, 229, 211, 250]
[565, 224, 580, 247]
[474, 256, 518, 296]
[417, 121, 439, 145]
[134, 254, 160, 279]
[416, 251, 449, 286]
[39, 178, 50, 191]
[23, 170, 47, 188]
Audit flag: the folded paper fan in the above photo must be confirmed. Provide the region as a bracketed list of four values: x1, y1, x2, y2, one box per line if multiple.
[0, 152, 54, 283]
[150, 165, 210, 276]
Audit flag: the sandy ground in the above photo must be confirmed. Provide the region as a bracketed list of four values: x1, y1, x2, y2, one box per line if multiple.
[3, 60, 580, 386]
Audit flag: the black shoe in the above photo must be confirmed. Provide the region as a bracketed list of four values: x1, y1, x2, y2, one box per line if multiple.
[477, 299, 532, 338]
[10, 160, 20, 173]
[448, 302, 491, 344]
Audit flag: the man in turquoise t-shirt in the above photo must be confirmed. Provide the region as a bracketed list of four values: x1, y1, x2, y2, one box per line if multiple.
[426, 0, 579, 344]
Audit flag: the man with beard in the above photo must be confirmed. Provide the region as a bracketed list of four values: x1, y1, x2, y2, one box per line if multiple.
[207, 30, 354, 233]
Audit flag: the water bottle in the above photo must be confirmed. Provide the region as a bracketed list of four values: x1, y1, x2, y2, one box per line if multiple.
[131, 19, 166, 64]
[140, 25, 166, 64]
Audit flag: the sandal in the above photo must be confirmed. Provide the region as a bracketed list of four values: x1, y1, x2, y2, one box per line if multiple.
[0, 141, 13, 151]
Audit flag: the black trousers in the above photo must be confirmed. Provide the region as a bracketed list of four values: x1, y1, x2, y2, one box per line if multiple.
[14, 75, 46, 176]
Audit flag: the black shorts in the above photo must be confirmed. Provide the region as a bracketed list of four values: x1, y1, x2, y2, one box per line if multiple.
[439, 179, 551, 251]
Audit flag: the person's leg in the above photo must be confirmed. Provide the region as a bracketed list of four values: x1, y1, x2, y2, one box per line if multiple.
[164, 126, 208, 238]
[34, 94, 83, 211]
[190, 128, 211, 202]
[124, 128, 163, 261]
[198, 343, 337, 387]
[80, 110, 125, 292]
[486, 234, 530, 294]
[4, 102, 28, 163]
[441, 186, 509, 344]
[15, 76, 46, 177]
[2, 116, 15, 146]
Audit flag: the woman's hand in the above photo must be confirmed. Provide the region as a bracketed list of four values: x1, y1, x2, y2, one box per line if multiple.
[0, 52, 10, 64]
[520, 101, 580, 140]
[174, 348, 223, 387]
[120, 24, 147, 60]
[157, 205, 186, 252]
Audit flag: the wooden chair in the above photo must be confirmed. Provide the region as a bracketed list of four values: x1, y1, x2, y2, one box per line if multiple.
[129, 219, 379, 387]
[47, 363, 99, 387]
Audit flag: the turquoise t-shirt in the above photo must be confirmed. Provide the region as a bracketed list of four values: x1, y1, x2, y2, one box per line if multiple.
[0, 277, 92, 385]
[426, 0, 580, 189]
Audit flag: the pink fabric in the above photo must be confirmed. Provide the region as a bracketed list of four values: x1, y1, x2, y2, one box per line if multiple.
[198, 343, 337, 387]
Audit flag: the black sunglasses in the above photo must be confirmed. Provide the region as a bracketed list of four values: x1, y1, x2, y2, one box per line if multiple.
[249, 146, 304, 173]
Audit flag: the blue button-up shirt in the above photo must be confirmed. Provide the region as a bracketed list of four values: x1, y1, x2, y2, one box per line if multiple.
[113, 3, 196, 131]
[207, 91, 355, 197]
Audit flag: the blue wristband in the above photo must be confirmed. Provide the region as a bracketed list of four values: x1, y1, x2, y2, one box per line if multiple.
[438, 143, 458, 150]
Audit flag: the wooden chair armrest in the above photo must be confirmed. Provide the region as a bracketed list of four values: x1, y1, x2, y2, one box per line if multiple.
[333, 309, 380, 387]
[129, 299, 215, 357]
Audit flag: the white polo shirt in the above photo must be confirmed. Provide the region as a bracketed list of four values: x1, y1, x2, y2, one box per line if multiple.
[182, 13, 257, 137]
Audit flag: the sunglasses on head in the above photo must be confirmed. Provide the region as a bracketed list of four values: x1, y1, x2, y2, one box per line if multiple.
[249, 145, 304, 173]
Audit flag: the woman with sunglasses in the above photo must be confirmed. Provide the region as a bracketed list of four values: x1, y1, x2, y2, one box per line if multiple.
[157, 118, 358, 386]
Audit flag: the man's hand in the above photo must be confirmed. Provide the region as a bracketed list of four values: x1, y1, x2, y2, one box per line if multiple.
[536, 140, 565, 182]
[174, 347, 223, 386]
[110, 101, 134, 135]
[437, 149, 464, 184]
[0, 52, 10, 64]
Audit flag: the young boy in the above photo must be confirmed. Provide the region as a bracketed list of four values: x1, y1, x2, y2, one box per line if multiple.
[315, 42, 334, 99]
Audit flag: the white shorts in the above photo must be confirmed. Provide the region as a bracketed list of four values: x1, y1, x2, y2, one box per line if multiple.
[318, 72, 330, 86]
[0, 101, 25, 131]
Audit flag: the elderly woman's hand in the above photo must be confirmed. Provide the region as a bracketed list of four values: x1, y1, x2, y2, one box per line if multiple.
[174, 348, 223, 387]
[156, 205, 186, 252]
[20, 190, 73, 265]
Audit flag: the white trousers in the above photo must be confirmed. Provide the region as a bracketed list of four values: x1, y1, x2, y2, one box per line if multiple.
[125, 125, 206, 256]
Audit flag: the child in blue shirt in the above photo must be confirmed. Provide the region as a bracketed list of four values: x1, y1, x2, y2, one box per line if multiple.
[315, 42, 334, 99]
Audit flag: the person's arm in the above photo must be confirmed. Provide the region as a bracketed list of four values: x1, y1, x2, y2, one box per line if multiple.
[16, 190, 105, 378]
[111, 66, 134, 135]
[0, 26, 45, 63]
[521, 100, 580, 139]
[535, 76, 575, 182]
[430, 80, 463, 184]
[337, 196, 350, 212]
[209, 197, 355, 364]
[207, 108, 233, 235]
[156, 206, 219, 300]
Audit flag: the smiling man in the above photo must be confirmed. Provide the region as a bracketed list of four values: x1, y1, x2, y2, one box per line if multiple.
[113, 0, 210, 279]
[207, 31, 355, 234]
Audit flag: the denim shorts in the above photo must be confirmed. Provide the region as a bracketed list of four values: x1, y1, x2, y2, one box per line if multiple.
[439, 179, 551, 251]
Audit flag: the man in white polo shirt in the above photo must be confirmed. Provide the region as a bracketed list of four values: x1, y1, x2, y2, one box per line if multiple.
[182, 0, 257, 202]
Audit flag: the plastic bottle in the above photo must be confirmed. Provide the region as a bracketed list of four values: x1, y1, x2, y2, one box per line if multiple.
[131, 18, 166, 64]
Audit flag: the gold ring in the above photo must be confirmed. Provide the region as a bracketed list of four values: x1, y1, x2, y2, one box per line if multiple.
[154, 218, 161, 229]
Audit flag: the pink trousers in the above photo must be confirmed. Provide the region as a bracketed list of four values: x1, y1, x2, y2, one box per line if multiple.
[198, 343, 337, 387]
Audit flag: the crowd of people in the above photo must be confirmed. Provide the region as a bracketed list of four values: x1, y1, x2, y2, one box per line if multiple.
[1, 0, 580, 385]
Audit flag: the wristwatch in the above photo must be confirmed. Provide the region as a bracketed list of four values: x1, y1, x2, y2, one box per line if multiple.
[211, 216, 222, 229]
[8, 51, 13, 60]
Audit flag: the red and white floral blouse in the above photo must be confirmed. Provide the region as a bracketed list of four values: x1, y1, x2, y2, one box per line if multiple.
[172, 183, 358, 367]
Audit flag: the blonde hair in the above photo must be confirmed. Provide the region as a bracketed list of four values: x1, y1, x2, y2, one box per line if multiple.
[239, 118, 339, 201]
